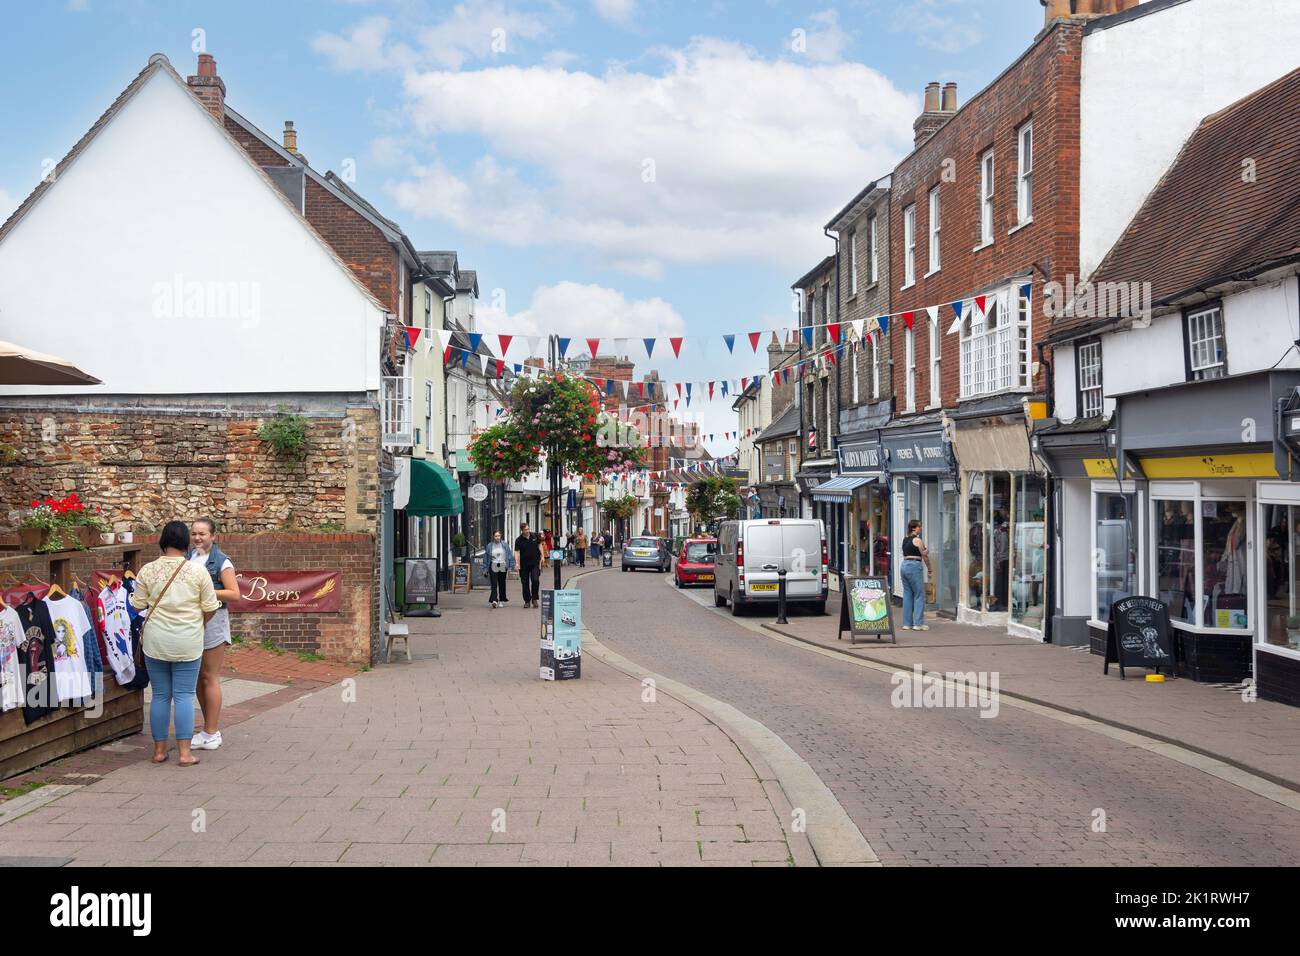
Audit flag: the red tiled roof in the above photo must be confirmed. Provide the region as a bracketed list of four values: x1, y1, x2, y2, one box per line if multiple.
[1053, 65, 1300, 341]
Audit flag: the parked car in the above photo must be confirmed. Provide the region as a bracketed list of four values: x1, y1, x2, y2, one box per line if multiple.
[674, 538, 718, 588]
[713, 519, 827, 615]
[621, 535, 672, 572]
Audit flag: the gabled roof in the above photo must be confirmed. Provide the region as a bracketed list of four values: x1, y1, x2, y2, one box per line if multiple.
[420, 250, 459, 276]
[0, 53, 388, 315]
[456, 269, 479, 297]
[1051, 64, 1300, 342]
[755, 401, 799, 443]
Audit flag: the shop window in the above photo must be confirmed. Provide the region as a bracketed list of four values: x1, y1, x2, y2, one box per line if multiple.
[1094, 492, 1136, 621]
[1011, 475, 1046, 629]
[1155, 499, 1197, 625]
[1202, 500, 1249, 629]
[1184, 304, 1226, 381]
[967, 474, 985, 611]
[1076, 339, 1103, 419]
[1263, 504, 1300, 649]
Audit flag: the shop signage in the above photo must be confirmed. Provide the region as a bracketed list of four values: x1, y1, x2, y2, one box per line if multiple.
[838, 439, 883, 475]
[883, 431, 949, 474]
[403, 558, 439, 606]
[451, 562, 471, 593]
[1105, 596, 1176, 679]
[540, 589, 582, 680]
[226, 571, 343, 613]
[837, 574, 896, 645]
[1137, 452, 1278, 479]
[468, 483, 489, 502]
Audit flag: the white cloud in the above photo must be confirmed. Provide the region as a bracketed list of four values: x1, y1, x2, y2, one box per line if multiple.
[592, 0, 636, 25]
[475, 281, 686, 341]
[377, 37, 915, 274]
[789, 9, 851, 64]
[891, 0, 984, 55]
[312, 2, 549, 73]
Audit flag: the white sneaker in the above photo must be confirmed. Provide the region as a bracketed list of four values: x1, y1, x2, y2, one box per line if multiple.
[192, 731, 222, 751]
[915, 624, 930, 631]
[900, 625, 912, 631]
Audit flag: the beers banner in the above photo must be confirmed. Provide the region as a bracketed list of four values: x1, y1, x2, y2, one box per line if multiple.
[87, 569, 343, 612]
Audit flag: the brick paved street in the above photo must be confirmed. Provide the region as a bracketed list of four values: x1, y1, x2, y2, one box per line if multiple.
[579, 568, 1300, 865]
[0, 592, 813, 867]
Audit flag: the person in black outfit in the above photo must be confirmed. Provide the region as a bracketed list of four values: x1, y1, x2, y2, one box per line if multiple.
[515, 525, 543, 608]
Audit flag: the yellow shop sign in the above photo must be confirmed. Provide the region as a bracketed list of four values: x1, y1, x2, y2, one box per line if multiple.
[1137, 453, 1278, 479]
[1082, 458, 1119, 478]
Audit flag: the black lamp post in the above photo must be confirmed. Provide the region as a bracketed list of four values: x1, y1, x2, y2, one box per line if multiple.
[548, 333, 563, 591]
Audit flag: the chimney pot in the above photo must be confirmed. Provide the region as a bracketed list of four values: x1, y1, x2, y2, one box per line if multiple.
[923, 81, 941, 113]
[941, 82, 958, 113]
[283, 121, 298, 153]
[1040, 0, 1072, 23]
[196, 53, 216, 76]
[186, 53, 226, 121]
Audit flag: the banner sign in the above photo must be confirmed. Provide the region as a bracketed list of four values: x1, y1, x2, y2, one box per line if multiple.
[837, 574, 896, 645]
[227, 571, 343, 613]
[540, 589, 582, 681]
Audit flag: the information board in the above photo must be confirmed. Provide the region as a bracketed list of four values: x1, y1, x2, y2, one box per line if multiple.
[540, 589, 582, 681]
[838, 574, 895, 644]
[1105, 596, 1177, 679]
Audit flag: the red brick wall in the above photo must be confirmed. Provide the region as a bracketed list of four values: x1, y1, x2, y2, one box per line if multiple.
[887, 21, 1082, 414]
[305, 180, 399, 314]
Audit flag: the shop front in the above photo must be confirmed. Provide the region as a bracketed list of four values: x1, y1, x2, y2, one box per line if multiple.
[1105, 370, 1300, 693]
[818, 434, 889, 578]
[800, 463, 838, 581]
[952, 408, 1048, 639]
[882, 417, 958, 614]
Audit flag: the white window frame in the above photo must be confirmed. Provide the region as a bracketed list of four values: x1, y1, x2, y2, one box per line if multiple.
[824, 378, 832, 442]
[1186, 304, 1227, 381]
[1077, 339, 1103, 418]
[852, 344, 860, 404]
[382, 374, 413, 447]
[871, 335, 880, 400]
[903, 204, 916, 287]
[425, 381, 434, 451]
[929, 315, 941, 407]
[424, 287, 433, 333]
[905, 326, 916, 412]
[927, 186, 941, 274]
[959, 286, 1033, 399]
[868, 215, 878, 285]
[1016, 121, 1033, 227]
[848, 229, 858, 296]
[1149, 487, 1253, 636]
[1088, 482, 1144, 629]
[979, 149, 995, 245]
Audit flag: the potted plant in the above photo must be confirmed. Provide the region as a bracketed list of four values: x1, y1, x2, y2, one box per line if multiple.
[21, 494, 90, 552]
[1288, 615, 1300, 649]
[77, 508, 114, 545]
[451, 532, 467, 560]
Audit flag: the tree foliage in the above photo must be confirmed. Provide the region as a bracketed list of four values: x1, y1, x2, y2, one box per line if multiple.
[686, 476, 741, 524]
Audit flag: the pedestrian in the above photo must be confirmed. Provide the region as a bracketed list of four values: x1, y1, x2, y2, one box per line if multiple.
[541, 527, 553, 569]
[590, 531, 600, 562]
[130, 520, 220, 766]
[900, 518, 931, 631]
[187, 517, 240, 752]
[483, 530, 516, 608]
[515, 525, 542, 608]
[575, 527, 588, 567]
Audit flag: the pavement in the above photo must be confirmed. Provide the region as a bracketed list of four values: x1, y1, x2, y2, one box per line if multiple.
[761, 607, 1300, 793]
[0, 590, 817, 867]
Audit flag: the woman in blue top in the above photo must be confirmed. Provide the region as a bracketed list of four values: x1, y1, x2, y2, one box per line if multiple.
[188, 518, 240, 751]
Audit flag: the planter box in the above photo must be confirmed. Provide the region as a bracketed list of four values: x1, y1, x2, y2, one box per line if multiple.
[17, 526, 95, 552]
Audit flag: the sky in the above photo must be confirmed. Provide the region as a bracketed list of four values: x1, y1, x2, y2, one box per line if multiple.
[0, 0, 1045, 457]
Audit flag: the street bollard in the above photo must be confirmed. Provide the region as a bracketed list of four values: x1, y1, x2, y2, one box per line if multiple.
[776, 568, 788, 625]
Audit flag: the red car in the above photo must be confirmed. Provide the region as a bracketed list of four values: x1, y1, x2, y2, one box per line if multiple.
[674, 538, 718, 588]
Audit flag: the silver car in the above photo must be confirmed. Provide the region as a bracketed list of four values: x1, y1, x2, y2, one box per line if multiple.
[621, 536, 671, 572]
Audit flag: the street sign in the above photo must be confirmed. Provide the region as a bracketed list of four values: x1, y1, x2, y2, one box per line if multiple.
[838, 574, 895, 645]
[468, 483, 488, 502]
[1105, 596, 1176, 679]
[540, 589, 582, 681]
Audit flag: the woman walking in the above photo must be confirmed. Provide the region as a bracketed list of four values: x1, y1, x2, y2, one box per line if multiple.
[130, 521, 220, 766]
[483, 530, 516, 608]
[574, 528, 588, 568]
[900, 519, 931, 631]
[188, 518, 239, 752]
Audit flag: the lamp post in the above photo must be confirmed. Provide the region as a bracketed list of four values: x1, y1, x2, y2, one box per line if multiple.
[549, 333, 563, 591]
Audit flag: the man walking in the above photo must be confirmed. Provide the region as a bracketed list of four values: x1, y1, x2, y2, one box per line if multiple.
[483, 530, 516, 609]
[515, 525, 542, 608]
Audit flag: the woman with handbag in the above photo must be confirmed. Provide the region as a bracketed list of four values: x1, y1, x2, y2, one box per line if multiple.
[130, 521, 220, 766]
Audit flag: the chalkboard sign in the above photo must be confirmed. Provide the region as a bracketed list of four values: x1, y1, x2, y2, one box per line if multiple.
[1105, 596, 1177, 679]
[838, 574, 895, 645]
[451, 561, 470, 593]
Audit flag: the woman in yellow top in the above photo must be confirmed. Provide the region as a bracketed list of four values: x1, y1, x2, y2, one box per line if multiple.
[130, 521, 220, 766]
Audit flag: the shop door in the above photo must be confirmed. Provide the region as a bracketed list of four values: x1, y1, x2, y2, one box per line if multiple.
[1260, 503, 1300, 650]
[985, 474, 1011, 613]
[939, 480, 958, 611]
[923, 481, 939, 608]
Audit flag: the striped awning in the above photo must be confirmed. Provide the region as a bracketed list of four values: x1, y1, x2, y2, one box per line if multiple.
[811, 474, 878, 503]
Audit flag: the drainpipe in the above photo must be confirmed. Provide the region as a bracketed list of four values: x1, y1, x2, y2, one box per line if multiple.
[827, 225, 842, 568]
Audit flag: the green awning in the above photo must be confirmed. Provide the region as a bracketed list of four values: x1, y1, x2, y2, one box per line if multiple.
[408, 459, 464, 516]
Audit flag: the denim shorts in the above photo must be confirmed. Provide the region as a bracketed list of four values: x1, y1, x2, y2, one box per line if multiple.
[203, 606, 232, 651]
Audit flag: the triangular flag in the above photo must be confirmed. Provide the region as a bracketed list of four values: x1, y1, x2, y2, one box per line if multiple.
[669, 337, 684, 358]
[496, 359, 505, 379]
[606, 378, 616, 396]
[1020, 282, 1032, 301]
[975, 294, 987, 317]
[948, 300, 965, 333]
[557, 337, 571, 358]
[675, 383, 682, 399]
[525, 335, 542, 356]
[749, 331, 762, 352]
[802, 326, 814, 348]
[708, 381, 715, 400]
[782, 367, 790, 383]
[498, 334, 513, 356]
[903, 311, 915, 331]
[636, 382, 645, 397]
[723, 334, 735, 353]
[405, 327, 421, 349]
[771, 330, 781, 348]
[467, 332, 483, 354]
[685, 383, 692, 405]
[613, 337, 629, 356]
[926, 305, 939, 327]
[480, 353, 491, 376]
[828, 323, 840, 344]
[855, 318, 866, 341]
[644, 338, 656, 358]
[877, 315, 890, 335]
[444, 345, 454, 365]
[461, 349, 470, 369]
[721, 380, 729, 397]
[587, 337, 601, 358]
[438, 329, 455, 352]
[513, 363, 522, 373]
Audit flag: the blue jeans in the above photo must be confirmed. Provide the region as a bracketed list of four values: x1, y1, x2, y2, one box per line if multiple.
[901, 560, 926, 627]
[145, 655, 201, 742]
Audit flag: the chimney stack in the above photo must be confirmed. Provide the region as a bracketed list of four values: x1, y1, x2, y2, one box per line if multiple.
[941, 82, 958, 113]
[283, 121, 298, 152]
[186, 53, 226, 121]
[923, 81, 941, 113]
[1041, 0, 1139, 25]
[1041, 0, 1072, 22]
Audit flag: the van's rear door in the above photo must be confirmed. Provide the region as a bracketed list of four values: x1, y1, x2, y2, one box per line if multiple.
[743, 523, 782, 595]
[781, 522, 822, 597]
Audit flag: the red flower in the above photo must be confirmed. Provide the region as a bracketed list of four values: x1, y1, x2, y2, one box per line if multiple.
[29, 500, 37, 508]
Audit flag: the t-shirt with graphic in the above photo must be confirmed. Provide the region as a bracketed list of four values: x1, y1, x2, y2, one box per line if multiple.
[0, 606, 24, 712]
[97, 583, 137, 685]
[15, 598, 59, 725]
[43, 596, 93, 703]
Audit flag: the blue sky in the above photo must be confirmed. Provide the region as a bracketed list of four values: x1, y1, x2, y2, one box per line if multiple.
[0, 0, 1043, 454]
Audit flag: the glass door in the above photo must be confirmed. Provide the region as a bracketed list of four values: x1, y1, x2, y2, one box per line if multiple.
[967, 473, 985, 610]
[986, 474, 1011, 612]
[1262, 504, 1300, 649]
[1011, 474, 1047, 630]
[940, 480, 958, 612]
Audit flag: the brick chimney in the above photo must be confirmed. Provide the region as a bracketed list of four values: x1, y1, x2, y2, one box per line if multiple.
[282, 120, 308, 163]
[186, 53, 226, 120]
[913, 80, 957, 148]
[1041, 0, 1139, 24]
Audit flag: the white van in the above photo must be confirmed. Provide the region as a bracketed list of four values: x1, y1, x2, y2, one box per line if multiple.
[713, 519, 828, 615]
